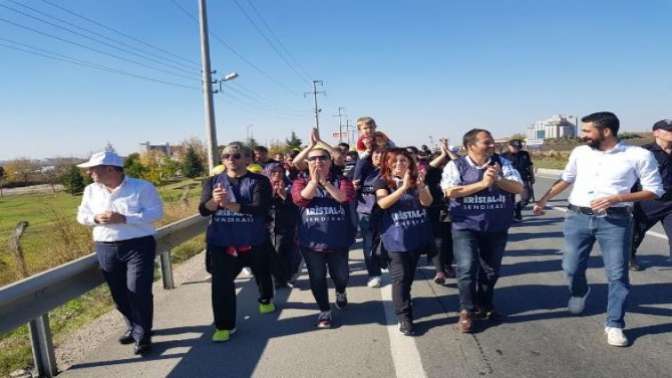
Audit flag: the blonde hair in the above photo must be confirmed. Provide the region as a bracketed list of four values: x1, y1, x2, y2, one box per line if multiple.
[356, 116, 377, 130]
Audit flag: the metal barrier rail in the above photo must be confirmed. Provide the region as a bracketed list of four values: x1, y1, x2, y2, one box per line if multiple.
[0, 214, 208, 377]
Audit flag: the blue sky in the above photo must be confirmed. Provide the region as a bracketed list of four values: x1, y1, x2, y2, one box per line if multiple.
[1, 0, 671, 160]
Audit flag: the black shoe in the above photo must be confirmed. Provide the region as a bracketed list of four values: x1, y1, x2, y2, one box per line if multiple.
[399, 319, 415, 336]
[629, 257, 643, 271]
[118, 329, 134, 345]
[133, 339, 152, 355]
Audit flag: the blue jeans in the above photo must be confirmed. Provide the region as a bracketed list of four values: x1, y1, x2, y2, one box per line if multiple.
[453, 229, 508, 312]
[563, 211, 632, 328]
[358, 213, 382, 278]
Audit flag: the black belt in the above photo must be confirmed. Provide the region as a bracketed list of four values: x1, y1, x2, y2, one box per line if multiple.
[567, 204, 631, 216]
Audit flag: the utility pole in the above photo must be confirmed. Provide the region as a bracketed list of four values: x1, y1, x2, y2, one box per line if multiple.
[305, 80, 325, 132]
[198, 0, 218, 173]
[334, 106, 345, 143]
[344, 119, 353, 146]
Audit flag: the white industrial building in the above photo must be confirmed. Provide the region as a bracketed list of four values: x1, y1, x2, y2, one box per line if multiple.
[526, 115, 578, 146]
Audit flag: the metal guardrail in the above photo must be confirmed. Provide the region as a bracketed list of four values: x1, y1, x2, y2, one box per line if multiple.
[0, 214, 208, 377]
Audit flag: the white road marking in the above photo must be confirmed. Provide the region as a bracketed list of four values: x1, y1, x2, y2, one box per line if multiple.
[380, 275, 428, 378]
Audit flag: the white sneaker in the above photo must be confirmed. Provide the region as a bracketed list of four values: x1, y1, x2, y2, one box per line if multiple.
[605, 327, 628, 347]
[242, 267, 252, 277]
[568, 288, 591, 315]
[367, 276, 382, 288]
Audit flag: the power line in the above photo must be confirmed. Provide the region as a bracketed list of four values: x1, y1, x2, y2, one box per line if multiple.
[37, 0, 200, 67]
[0, 2, 200, 78]
[6, 0, 201, 72]
[0, 16, 200, 82]
[0, 37, 199, 90]
[169, 0, 302, 96]
[231, 0, 311, 84]
[244, 0, 312, 81]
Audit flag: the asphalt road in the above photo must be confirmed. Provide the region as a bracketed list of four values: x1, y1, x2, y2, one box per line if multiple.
[61, 176, 672, 378]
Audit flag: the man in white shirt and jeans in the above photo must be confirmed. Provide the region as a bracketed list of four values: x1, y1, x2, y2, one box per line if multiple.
[76, 151, 163, 355]
[533, 112, 663, 347]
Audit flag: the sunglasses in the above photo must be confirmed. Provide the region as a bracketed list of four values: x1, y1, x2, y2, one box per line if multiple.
[222, 153, 242, 160]
[307, 155, 329, 162]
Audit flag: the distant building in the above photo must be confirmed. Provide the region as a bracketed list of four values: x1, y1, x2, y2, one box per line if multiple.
[526, 115, 578, 145]
[140, 142, 185, 160]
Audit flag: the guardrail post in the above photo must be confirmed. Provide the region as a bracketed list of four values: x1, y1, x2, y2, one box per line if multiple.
[29, 313, 58, 377]
[159, 251, 175, 289]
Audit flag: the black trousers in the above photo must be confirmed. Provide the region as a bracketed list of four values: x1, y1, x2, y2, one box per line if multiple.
[210, 242, 274, 330]
[632, 199, 672, 258]
[95, 235, 156, 343]
[430, 221, 454, 274]
[301, 248, 349, 312]
[389, 249, 421, 322]
[270, 227, 301, 285]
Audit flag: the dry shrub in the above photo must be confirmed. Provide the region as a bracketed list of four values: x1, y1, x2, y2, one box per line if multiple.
[41, 207, 93, 268]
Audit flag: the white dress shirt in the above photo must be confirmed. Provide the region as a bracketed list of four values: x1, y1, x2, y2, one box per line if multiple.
[561, 143, 664, 208]
[77, 177, 164, 242]
[441, 155, 523, 189]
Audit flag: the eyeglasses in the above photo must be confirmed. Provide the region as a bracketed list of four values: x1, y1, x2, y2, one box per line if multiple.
[307, 155, 329, 162]
[222, 153, 242, 160]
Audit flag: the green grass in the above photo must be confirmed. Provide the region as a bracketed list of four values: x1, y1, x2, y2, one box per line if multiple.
[0, 178, 203, 285]
[533, 157, 569, 170]
[0, 178, 206, 377]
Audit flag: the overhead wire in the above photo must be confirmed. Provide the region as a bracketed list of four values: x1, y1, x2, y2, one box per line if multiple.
[0, 37, 200, 90]
[231, 0, 311, 84]
[6, 0, 201, 72]
[0, 16, 200, 82]
[168, 0, 303, 97]
[0, 2, 200, 78]
[245, 0, 312, 80]
[38, 0, 200, 67]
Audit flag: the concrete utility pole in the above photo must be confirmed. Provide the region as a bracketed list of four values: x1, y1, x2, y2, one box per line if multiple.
[198, 0, 218, 173]
[305, 80, 325, 132]
[334, 106, 345, 143]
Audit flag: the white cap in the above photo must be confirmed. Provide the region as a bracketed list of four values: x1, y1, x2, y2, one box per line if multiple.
[76, 151, 124, 168]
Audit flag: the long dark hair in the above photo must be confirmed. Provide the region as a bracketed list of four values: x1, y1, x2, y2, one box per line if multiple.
[380, 148, 418, 189]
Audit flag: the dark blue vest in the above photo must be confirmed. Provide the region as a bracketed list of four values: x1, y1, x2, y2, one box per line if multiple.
[379, 187, 433, 252]
[298, 178, 355, 251]
[206, 174, 268, 247]
[449, 156, 515, 232]
[357, 169, 380, 214]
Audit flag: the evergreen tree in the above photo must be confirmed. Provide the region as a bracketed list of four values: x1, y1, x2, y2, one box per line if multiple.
[124, 153, 147, 179]
[61, 165, 85, 195]
[182, 146, 204, 178]
[285, 131, 302, 150]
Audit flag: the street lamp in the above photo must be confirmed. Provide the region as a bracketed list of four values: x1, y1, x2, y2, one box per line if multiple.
[217, 71, 239, 92]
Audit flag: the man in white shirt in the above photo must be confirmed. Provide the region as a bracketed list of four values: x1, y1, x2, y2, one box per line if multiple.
[533, 112, 663, 347]
[76, 151, 163, 355]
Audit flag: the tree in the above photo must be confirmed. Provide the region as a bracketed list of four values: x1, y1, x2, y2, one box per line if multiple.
[285, 131, 302, 150]
[182, 146, 204, 178]
[4, 158, 38, 186]
[0, 166, 5, 198]
[246, 137, 259, 150]
[61, 165, 86, 194]
[510, 133, 527, 141]
[124, 153, 147, 179]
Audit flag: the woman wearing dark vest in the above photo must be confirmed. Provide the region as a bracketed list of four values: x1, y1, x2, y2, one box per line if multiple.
[374, 148, 433, 336]
[353, 146, 386, 288]
[199, 143, 276, 343]
[292, 147, 355, 328]
[264, 162, 301, 288]
[441, 129, 523, 333]
[426, 138, 459, 284]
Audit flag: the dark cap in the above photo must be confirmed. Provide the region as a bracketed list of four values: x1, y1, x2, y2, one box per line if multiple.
[653, 119, 672, 131]
[508, 139, 523, 148]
